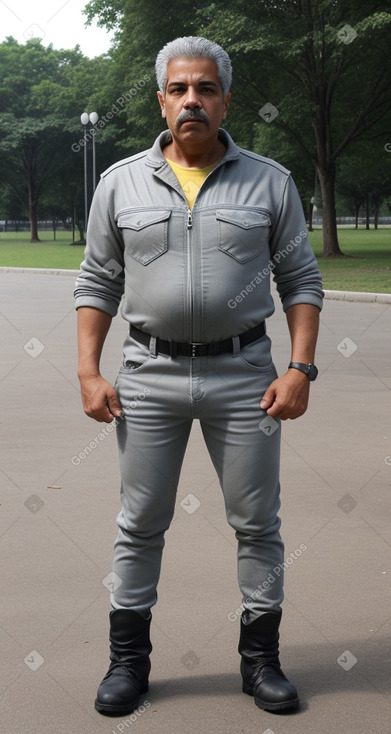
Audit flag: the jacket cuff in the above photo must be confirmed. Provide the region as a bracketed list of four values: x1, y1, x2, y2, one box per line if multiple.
[281, 292, 324, 313]
[74, 296, 119, 318]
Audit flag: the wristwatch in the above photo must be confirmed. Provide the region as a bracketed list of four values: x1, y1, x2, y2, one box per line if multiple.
[288, 362, 318, 381]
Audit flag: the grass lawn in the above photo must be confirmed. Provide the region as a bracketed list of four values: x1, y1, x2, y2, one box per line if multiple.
[0, 226, 390, 293]
[310, 227, 391, 293]
[0, 230, 85, 270]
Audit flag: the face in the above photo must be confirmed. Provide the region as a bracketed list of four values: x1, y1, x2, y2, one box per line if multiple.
[157, 57, 231, 148]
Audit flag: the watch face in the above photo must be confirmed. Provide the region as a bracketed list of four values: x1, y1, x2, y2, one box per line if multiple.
[308, 364, 318, 381]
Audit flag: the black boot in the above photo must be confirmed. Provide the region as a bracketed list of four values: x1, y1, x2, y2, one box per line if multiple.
[239, 611, 299, 712]
[95, 609, 152, 716]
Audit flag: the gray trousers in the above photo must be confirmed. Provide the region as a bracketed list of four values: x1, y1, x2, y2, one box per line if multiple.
[111, 332, 284, 621]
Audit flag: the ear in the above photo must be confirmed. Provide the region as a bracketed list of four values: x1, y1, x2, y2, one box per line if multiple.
[222, 92, 231, 120]
[157, 91, 166, 119]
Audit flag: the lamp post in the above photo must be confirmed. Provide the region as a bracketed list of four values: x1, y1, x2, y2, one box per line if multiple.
[89, 111, 99, 193]
[80, 111, 99, 237]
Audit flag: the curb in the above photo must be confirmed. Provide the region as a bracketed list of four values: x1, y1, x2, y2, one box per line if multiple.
[0, 267, 390, 303]
[323, 289, 391, 304]
[0, 267, 79, 276]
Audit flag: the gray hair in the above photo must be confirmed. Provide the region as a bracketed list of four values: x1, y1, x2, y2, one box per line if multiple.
[155, 36, 232, 98]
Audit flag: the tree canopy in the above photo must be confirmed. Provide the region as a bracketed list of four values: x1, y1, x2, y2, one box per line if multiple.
[84, 0, 391, 255]
[0, 37, 116, 241]
[1, 1, 391, 253]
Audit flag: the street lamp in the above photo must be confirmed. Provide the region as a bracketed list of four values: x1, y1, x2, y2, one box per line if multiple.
[80, 111, 99, 236]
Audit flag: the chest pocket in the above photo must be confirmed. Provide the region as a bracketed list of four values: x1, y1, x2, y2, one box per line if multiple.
[216, 209, 271, 263]
[117, 209, 171, 265]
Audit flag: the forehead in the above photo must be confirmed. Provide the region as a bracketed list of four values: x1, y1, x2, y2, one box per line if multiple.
[165, 56, 220, 85]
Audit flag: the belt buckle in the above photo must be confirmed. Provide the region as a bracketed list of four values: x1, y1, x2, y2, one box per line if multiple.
[190, 342, 206, 358]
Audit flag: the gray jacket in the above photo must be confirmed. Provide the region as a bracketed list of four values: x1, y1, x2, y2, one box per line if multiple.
[74, 129, 323, 342]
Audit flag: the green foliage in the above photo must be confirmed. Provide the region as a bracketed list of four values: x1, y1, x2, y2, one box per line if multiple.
[83, 0, 391, 255]
[84, 0, 126, 32]
[190, 0, 391, 254]
[336, 141, 391, 222]
[0, 38, 116, 238]
[0, 1, 390, 255]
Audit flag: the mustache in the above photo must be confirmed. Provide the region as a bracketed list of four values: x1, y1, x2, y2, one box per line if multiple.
[176, 108, 210, 128]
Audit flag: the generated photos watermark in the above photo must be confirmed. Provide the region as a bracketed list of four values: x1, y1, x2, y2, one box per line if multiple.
[227, 230, 308, 310]
[71, 75, 151, 153]
[71, 388, 151, 466]
[110, 700, 151, 732]
[337, 24, 357, 45]
[258, 102, 279, 123]
[228, 544, 308, 621]
[337, 337, 357, 358]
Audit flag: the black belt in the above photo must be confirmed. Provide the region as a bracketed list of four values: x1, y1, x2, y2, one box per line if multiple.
[129, 322, 266, 358]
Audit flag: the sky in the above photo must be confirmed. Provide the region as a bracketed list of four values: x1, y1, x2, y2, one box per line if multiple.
[0, 0, 115, 57]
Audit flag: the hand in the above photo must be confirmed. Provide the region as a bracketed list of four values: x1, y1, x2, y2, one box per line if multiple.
[79, 374, 123, 423]
[260, 370, 310, 420]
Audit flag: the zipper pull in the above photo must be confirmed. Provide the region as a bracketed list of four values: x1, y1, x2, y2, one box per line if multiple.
[187, 209, 192, 229]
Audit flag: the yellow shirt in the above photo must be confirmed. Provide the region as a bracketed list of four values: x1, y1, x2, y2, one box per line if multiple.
[166, 158, 218, 209]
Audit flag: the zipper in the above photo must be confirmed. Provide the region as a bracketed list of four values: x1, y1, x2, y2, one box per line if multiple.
[157, 157, 229, 347]
[186, 208, 193, 342]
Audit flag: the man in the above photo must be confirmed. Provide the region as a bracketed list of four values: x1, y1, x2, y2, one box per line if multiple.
[74, 36, 323, 717]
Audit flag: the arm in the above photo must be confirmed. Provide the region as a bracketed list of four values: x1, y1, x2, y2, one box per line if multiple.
[77, 306, 123, 423]
[260, 303, 320, 420]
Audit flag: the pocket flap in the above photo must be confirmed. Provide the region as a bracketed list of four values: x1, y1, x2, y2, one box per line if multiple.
[216, 209, 271, 229]
[118, 209, 171, 230]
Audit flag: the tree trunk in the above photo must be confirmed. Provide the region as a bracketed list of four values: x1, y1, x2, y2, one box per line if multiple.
[317, 163, 344, 256]
[28, 177, 41, 243]
[308, 198, 314, 231]
[354, 204, 359, 229]
[374, 205, 379, 230]
[77, 219, 85, 242]
[365, 195, 370, 230]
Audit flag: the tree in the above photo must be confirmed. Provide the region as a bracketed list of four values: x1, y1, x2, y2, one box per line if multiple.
[84, 1, 391, 256]
[0, 39, 63, 240]
[336, 142, 391, 228]
[0, 38, 116, 242]
[194, 1, 391, 256]
[87, 0, 391, 256]
[252, 121, 318, 227]
[0, 182, 28, 226]
[84, 0, 206, 154]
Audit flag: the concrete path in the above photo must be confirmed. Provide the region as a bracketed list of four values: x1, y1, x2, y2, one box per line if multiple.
[1, 271, 390, 734]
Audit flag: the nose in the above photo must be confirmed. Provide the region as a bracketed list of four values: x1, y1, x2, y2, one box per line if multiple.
[184, 86, 201, 109]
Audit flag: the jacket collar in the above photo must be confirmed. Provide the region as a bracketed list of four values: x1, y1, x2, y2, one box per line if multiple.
[145, 128, 240, 169]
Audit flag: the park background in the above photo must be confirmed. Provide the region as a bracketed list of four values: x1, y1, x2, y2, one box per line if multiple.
[0, 0, 390, 293]
[1, 5, 391, 733]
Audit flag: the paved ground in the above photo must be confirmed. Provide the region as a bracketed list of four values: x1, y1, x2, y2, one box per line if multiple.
[0, 270, 390, 734]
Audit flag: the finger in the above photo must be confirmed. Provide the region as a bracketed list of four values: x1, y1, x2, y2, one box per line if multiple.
[82, 390, 120, 423]
[107, 390, 123, 418]
[84, 402, 115, 423]
[260, 386, 276, 410]
[265, 400, 284, 419]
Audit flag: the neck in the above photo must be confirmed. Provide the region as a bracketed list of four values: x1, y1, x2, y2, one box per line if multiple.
[163, 136, 226, 168]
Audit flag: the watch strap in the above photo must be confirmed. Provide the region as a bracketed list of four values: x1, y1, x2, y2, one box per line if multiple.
[288, 362, 318, 380]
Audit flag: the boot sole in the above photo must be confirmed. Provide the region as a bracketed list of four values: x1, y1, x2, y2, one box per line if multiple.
[243, 684, 299, 712]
